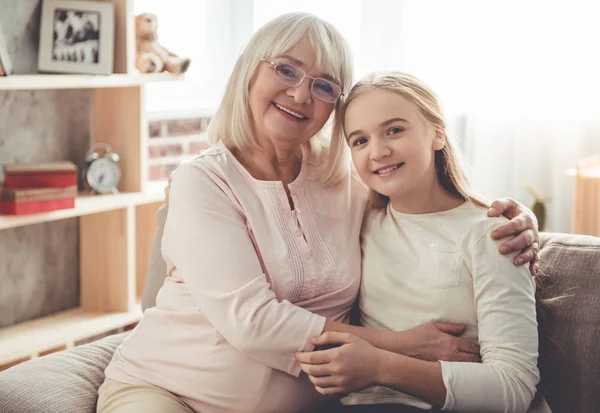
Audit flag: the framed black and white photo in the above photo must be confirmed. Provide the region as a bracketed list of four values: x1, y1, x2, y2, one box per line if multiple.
[38, 0, 114, 75]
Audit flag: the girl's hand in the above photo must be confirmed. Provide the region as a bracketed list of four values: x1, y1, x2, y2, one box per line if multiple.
[295, 332, 384, 395]
[399, 322, 481, 363]
[487, 197, 540, 275]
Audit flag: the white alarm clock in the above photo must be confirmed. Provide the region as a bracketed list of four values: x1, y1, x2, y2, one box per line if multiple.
[83, 143, 121, 194]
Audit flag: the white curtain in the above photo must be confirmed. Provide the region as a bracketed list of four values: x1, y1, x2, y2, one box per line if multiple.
[461, 114, 600, 233]
[385, 0, 600, 233]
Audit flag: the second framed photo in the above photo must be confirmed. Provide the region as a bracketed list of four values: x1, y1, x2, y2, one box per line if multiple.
[38, 0, 114, 75]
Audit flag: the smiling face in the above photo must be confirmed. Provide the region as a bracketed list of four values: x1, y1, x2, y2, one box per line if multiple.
[345, 88, 444, 208]
[248, 37, 337, 152]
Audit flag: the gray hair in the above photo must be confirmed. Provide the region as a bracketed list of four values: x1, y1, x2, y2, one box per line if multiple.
[207, 12, 354, 185]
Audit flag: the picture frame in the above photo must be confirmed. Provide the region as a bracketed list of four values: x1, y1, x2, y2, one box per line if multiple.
[38, 0, 114, 75]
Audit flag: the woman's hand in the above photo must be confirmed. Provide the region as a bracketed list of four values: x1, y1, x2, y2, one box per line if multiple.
[295, 332, 384, 395]
[398, 322, 481, 362]
[487, 197, 540, 275]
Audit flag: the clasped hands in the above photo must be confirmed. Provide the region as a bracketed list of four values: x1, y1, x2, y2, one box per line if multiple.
[294, 321, 478, 396]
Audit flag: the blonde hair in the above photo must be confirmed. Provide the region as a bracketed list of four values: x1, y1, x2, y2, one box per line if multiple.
[342, 72, 488, 209]
[207, 12, 354, 185]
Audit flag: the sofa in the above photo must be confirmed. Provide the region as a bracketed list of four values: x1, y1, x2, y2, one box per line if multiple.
[1, 206, 599, 413]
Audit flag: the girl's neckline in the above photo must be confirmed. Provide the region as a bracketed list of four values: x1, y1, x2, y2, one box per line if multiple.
[388, 200, 470, 218]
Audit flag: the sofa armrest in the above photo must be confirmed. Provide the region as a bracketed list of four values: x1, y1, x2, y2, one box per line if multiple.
[0, 332, 127, 413]
[537, 232, 600, 413]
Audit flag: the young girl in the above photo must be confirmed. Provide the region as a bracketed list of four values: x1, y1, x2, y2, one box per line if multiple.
[295, 72, 549, 412]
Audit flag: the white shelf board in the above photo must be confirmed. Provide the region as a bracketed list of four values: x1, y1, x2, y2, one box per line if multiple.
[0, 72, 183, 91]
[0, 191, 165, 230]
[0, 304, 143, 365]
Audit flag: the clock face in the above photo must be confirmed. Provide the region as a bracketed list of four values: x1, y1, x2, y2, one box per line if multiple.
[87, 158, 121, 193]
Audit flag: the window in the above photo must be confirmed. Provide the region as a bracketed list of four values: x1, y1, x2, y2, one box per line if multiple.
[134, 0, 243, 115]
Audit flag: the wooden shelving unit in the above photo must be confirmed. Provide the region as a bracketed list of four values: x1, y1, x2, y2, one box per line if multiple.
[573, 156, 600, 237]
[0, 0, 173, 368]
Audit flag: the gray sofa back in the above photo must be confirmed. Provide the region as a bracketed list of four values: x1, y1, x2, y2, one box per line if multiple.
[141, 205, 169, 312]
[537, 232, 600, 413]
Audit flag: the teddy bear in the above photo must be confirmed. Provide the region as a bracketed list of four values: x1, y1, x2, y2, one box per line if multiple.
[135, 13, 191, 74]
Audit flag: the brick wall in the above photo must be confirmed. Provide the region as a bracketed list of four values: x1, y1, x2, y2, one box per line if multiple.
[147, 116, 212, 181]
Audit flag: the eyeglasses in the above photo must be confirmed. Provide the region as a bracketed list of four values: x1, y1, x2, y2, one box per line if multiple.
[261, 59, 344, 103]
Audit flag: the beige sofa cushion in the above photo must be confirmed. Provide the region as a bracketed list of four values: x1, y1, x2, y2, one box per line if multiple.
[0, 332, 126, 413]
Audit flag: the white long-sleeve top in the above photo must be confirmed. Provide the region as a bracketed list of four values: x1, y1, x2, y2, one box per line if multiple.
[346, 201, 540, 413]
[104, 141, 367, 413]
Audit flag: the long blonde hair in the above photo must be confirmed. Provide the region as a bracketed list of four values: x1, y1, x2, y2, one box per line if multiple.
[342, 72, 488, 209]
[207, 12, 354, 185]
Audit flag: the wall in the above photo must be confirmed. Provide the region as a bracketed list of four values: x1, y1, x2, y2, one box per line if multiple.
[0, 0, 90, 328]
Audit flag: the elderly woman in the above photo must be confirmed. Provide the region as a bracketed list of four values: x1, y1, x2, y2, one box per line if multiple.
[97, 12, 539, 413]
